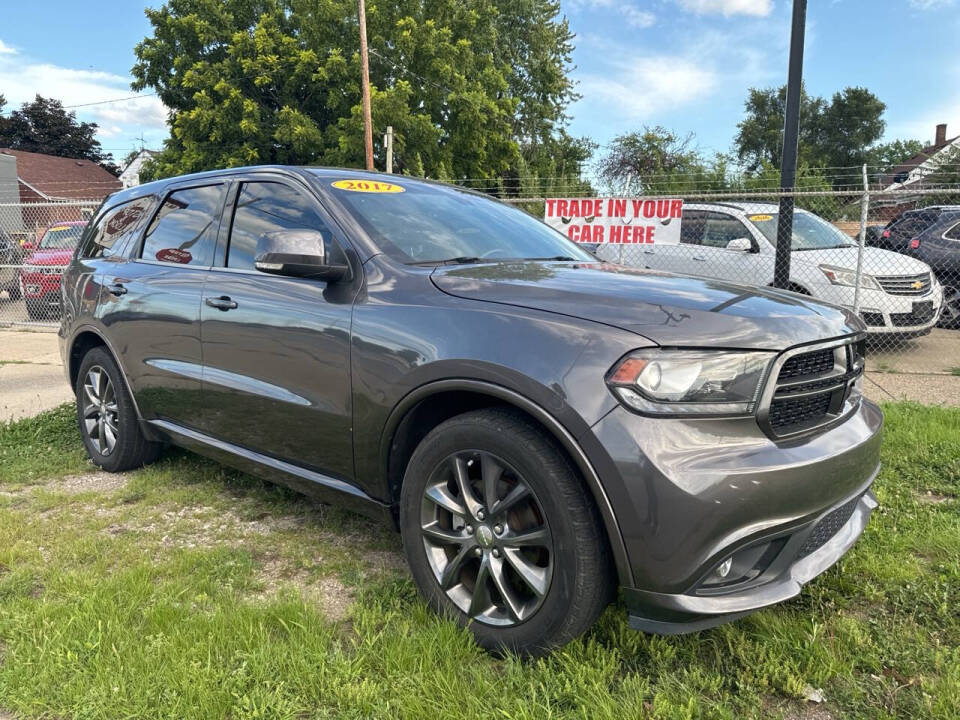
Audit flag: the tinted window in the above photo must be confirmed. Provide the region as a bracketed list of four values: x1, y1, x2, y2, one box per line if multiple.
[700, 213, 752, 249]
[888, 213, 935, 238]
[80, 197, 153, 259]
[320, 174, 594, 264]
[945, 221, 960, 241]
[680, 211, 706, 245]
[141, 185, 225, 266]
[227, 182, 333, 270]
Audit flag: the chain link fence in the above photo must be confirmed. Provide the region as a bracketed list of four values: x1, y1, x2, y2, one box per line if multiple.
[0, 200, 98, 327]
[492, 181, 960, 371]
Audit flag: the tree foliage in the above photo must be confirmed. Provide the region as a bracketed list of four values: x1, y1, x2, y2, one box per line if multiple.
[0, 94, 115, 170]
[734, 85, 886, 179]
[132, 0, 588, 184]
[864, 139, 926, 171]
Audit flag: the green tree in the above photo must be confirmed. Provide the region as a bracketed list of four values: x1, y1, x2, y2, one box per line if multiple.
[132, 0, 582, 184]
[734, 85, 886, 180]
[864, 139, 925, 170]
[596, 126, 704, 193]
[0, 94, 115, 169]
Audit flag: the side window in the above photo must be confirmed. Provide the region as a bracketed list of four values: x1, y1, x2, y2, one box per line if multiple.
[80, 197, 153, 259]
[943, 221, 960, 241]
[680, 211, 706, 245]
[140, 185, 225, 267]
[226, 181, 337, 270]
[700, 212, 752, 249]
[889, 214, 932, 238]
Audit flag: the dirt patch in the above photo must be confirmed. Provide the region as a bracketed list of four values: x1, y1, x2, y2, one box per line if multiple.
[254, 557, 355, 621]
[0, 710, 18, 720]
[915, 490, 953, 505]
[54, 472, 129, 495]
[763, 698, 836, 720]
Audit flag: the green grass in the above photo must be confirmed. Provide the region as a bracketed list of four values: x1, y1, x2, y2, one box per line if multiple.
[0, 403, 958, 719]
[950, 367, 960, 377]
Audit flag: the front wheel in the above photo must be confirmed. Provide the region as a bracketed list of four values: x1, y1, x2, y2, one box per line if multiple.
[400, 408, 613, 656]
[938, 285, 960, 329]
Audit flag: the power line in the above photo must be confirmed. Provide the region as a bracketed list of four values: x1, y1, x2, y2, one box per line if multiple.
[63, 93, 158, 109]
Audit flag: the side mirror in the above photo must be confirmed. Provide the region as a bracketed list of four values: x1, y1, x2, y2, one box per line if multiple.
[254, 229, 349, 281]
[726, 237, 754, 252]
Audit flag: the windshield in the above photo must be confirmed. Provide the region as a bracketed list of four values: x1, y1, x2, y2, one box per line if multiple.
[748, 211, 854, 251]
[321, 176, 595, 264]
[39, 224, 85, 250]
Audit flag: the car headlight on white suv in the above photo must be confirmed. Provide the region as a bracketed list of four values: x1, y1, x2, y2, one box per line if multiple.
[606, 350, 775, 416]
[818, 265, 881, 291]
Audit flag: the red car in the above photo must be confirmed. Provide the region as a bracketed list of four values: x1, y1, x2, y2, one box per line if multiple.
[20, 221, 87, 320]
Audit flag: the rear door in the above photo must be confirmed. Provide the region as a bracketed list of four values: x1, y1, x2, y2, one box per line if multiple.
[197, 175, 357, 481]
[97, 181, 228, 426]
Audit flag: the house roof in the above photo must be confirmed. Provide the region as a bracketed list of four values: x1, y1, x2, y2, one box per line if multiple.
[0, 148, 121, 200]
[881, 134, 960, 189]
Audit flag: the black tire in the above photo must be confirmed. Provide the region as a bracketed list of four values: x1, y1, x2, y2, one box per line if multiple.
[75, 346, 161, 472]
[399, 408, 614, 656]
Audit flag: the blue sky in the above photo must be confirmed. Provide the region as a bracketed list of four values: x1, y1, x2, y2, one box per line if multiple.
[0, 0, 958, 165]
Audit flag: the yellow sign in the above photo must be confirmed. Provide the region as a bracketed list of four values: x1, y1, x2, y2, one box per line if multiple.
[50, 225, 71, 231]
[331, 179, 405, 193]
[748, 214, 773, 222]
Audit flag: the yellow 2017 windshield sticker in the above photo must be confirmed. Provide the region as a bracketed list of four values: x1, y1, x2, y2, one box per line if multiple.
[748, 214, 773, 222]
[332, 179, 405, 193]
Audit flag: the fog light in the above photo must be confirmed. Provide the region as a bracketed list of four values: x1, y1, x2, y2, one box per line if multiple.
[716, 558, 733, 578]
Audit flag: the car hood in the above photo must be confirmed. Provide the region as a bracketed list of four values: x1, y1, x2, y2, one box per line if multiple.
[24, 249, 73, 265]
[431, 262, 861, 350]
[793, 245, 931, 276]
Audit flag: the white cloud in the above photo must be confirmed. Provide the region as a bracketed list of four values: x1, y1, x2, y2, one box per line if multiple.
[676, 0, 773, 16]
[908, 0, 955, 8]
[0, 51, 168, 149]
[577, 56, 716, 120]
[0, 39, 17, 55]
[568, 0, 656, 28]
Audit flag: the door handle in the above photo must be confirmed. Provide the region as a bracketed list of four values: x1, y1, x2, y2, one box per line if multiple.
[205, 296, 238, 311]
[106, 282, 127, 296]
[643, 249, 655, 255]
[692, 256, 706, 262]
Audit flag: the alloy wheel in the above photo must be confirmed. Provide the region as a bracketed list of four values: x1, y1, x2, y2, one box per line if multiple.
[420, 450, 554, 626]
[82, 365, 119, 456]
[938, 285, 960, 328]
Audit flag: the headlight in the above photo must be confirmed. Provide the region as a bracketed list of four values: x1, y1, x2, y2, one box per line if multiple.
[606, 350, 775, 416]
[818, 265, 880, 290]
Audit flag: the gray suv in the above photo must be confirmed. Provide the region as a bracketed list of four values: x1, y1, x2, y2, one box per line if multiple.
[59, 167, 882, 656]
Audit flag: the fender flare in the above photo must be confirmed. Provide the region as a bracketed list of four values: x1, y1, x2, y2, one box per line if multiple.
[380, 378, 634, 586]
[67, 324, 146, 423]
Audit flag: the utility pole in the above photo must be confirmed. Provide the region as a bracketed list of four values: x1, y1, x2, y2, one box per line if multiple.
[384, 125, 394, 174]
[358, 0, 374, 171]
[773, 0, 807, 289]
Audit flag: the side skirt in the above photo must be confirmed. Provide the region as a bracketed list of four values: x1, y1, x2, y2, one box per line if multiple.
[147, 419, 393, 524]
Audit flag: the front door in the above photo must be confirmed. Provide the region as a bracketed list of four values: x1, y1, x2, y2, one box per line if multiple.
[97, 182, 227, 425]
[198, 177, 357, 482]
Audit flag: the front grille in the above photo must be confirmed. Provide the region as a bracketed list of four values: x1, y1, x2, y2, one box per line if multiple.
[860, 311, 885, 327]
[779, 348, 835, 379]
[764, 340, 865, 438]
[796, 494, 862, 559]
[890, 301, 935, 327]
[877, 272, 931, 296]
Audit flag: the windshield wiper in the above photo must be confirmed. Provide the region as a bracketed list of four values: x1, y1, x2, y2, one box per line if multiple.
[522, 255, 579, 261]
[409, 256, 483, 266]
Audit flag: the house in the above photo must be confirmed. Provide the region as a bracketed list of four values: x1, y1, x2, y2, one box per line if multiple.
[874, 123, 960, 221]
[119, 149, 158, 189]
[0, 148, 121, 240]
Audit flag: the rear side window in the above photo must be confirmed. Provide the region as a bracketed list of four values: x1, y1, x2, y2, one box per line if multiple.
[80, 197, 153, 259]
[140, 185, 225, 267]
[226, 182, 335, 270]
[888, 213, 935, 238]
[944, 221, 960, 241]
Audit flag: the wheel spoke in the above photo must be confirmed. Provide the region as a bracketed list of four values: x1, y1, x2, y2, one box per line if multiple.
[503, 525, 549, 549]
[421, 521, 468, 545]
[491, 483, 530, 518]
[83, 403, 99, 419]
[503, 547, 549, 597]
[424, 482, 467, 517]
[83, 380, 99, 406]
[468, 555, 493, 616]
[97, 418, 106, 451]
[480, 453, 503, 511]
[488, 555, 524, 621]
[439, 544, 475, 590]
[103, 422, 117, 453]
[96, 368, 107, 399]
[451, 455, 483, 519]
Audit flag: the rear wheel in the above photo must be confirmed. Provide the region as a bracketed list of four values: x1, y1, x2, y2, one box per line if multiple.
[400, 408, 613, 656]
[938, 284, 959, 329]
[75, 347, 161, 472]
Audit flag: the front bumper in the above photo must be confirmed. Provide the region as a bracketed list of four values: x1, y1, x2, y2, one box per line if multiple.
[840, 285, 943, 334]
[590, 393, 883, 634]
[625, 485, 877, 634]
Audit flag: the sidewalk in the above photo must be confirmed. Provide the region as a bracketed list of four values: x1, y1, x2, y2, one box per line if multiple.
[0, 329, 73, 423]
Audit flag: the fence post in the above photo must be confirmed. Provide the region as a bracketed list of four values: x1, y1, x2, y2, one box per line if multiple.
[853, 164, 869, 314]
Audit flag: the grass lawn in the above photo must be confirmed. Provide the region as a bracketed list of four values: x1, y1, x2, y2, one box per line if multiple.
[0, 403, 957, 719]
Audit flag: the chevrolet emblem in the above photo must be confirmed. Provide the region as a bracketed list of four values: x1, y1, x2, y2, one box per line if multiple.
[911, 281, 924, 290]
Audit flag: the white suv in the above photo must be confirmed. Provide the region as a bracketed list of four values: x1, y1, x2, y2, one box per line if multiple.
[604, 202, 943, 336]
